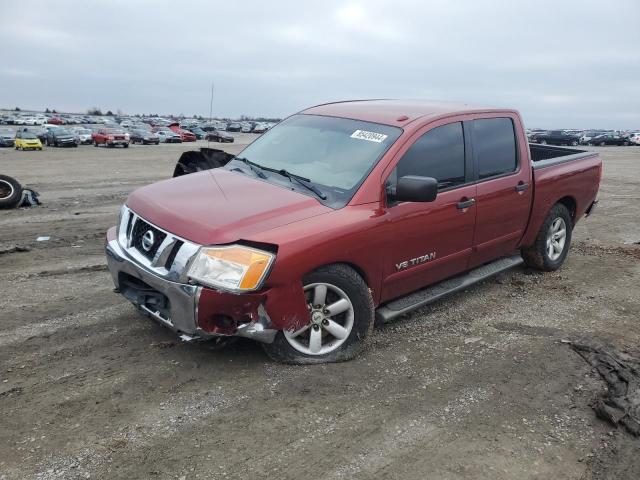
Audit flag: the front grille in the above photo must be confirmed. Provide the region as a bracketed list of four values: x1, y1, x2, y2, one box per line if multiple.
[131, 218, 167, 260]
[118, 207, 200, 279]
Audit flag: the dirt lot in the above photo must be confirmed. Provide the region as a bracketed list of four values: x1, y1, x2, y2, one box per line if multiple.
[1, 138, 639, 479]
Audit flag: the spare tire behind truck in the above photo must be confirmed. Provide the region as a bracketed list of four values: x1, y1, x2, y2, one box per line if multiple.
[173, 147, 235, 178]
[0, 175, 23, 209]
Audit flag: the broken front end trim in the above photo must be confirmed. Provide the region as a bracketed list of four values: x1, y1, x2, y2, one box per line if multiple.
[105, 226, 277, 344]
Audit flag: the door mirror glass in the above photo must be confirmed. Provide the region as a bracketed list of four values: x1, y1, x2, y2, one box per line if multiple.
[395, 175, 438, 202]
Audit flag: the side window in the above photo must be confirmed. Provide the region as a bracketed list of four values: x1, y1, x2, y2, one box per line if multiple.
[394, 122, 466, 190]
[474, 118, 517, 179]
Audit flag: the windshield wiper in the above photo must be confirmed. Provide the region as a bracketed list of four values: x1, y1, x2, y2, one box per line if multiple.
[234, 157, 327, 200]
[272, 169, 327, 200]
[234, 156, 267, 179]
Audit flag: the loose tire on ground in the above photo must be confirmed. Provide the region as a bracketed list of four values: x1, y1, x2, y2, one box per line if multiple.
[262, 264, 375, 364]
[521, 203, 573, 271]
[0, 175, 23, 209]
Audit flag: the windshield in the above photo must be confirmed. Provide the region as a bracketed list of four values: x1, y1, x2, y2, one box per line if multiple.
[226, 114, 402, 207]
[56, 129, 72, 135]
[22, 133, 38, 139]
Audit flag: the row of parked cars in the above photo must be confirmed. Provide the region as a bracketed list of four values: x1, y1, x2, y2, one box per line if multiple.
[0, 121, 244, 150]
[527, 129, 640, 146]
[1, 113, 117, 126]
[1, 112, 277, 133]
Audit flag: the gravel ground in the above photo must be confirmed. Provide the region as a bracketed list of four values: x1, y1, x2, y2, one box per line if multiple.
[1, 138, 639, 479]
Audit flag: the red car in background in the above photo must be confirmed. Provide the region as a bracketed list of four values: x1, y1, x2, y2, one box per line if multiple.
[169, 123, 196, 142]
[92, 127, 130, 148]
[47, 117, 65, 125]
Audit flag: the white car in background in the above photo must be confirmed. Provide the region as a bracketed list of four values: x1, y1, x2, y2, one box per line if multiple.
[252, 123, 269, 134]
[629, 133, 640, 145]
[155, 130, 182, 143]
[72, 127, 93, 144]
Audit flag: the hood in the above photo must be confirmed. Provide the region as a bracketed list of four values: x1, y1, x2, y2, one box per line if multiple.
[126, 169, 332, 245]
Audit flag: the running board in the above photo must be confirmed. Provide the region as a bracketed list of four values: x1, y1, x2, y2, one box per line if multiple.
[376, 255, 524, 323]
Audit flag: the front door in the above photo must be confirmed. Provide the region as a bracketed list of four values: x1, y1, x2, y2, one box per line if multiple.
[379, 120, 477, 302]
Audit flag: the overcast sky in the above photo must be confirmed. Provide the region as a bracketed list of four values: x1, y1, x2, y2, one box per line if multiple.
[1, 0, 638, 128]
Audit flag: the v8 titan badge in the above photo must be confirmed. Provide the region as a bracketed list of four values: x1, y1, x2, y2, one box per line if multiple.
[350, 130, 388, 143]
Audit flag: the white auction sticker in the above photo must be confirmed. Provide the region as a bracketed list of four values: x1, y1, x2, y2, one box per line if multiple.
[350, 130, 388, 143]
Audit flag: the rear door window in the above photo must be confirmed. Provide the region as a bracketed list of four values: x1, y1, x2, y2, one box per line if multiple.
[394, 122, 466, 190]
[473, 118, 517, 179]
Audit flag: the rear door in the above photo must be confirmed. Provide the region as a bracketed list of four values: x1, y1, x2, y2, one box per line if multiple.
[469, 116, 532, 267]
[380, 120, 477, 302]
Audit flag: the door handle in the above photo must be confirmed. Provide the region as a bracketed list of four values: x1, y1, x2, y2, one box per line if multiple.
[515, 182, 529, 192]
[457, 198, 475, 209]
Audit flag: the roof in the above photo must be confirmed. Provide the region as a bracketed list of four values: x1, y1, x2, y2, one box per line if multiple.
[301, 99, 511, 127]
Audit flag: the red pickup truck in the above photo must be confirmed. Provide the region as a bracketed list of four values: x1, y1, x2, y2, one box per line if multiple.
[106, 100, 601, 364]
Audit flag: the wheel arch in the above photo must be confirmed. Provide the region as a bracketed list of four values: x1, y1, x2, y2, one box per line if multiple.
[556, 195, 577, 223]
[304, 261, 371, 290]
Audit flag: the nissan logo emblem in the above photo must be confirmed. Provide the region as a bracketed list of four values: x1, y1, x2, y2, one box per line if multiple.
[141, 230, 155, 252]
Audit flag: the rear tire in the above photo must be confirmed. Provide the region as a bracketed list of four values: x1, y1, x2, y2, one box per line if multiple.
[262, 264, 374, 364]
[0, 175, 23, 209]
[521, 203, 572, 271]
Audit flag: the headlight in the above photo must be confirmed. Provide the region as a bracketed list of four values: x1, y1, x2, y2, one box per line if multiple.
[187, 245, 275, 292]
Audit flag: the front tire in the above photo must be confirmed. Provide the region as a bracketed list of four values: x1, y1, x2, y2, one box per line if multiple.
[521, 203, 573, 271]
[262, 264, 374, 364]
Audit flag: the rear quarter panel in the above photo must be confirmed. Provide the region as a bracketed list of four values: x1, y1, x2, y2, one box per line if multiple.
[520, 154, 601, 246]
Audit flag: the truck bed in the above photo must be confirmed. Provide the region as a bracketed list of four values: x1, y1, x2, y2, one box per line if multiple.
[530, 144, 594, 169]
[519, 143, 601, 247]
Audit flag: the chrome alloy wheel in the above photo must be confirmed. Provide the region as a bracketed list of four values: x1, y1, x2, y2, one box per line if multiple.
[284, 282, 355, 355]
[0, 179, 14, 200]
[546, 217, 567, 261]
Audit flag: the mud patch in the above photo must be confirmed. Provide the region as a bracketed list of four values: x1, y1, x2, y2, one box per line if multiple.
[567, 338, 640, 436]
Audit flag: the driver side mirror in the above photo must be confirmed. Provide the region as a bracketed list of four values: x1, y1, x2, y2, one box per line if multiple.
[395, 175, 438, 202]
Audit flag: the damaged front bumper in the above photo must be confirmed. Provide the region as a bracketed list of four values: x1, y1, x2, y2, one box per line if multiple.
[105, 227, 277, 343]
